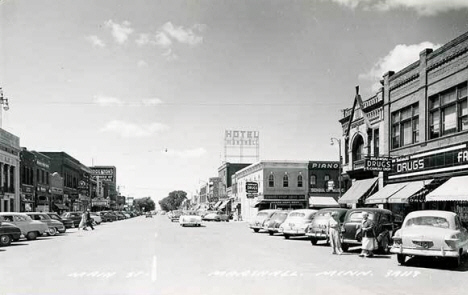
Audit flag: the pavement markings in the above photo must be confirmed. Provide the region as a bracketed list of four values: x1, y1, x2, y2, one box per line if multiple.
[151, 255, 157, 282]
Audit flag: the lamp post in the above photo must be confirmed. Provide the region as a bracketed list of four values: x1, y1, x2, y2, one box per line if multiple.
[330, 137, 342, 199]
[0, 87, 10, 129]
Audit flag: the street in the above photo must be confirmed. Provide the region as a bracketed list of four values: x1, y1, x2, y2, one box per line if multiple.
[1, 215, 468, 295]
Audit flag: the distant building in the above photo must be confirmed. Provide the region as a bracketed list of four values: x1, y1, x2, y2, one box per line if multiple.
[0, 129, 20, 212]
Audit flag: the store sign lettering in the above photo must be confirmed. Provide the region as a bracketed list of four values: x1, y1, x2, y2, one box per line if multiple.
[395, 159, 425, 173]
[310, 162, 339, 169]
[458, 150, 468, 162]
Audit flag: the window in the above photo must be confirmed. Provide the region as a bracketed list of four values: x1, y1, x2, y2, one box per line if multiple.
[373, 129, 379, 157]
[268, 174, 274, 187]
[344, 138, 349, 164]
[297, 175, 303, 187]
[37, 169, 40, 182]
[324, 174, 330, 182]
[429, 84, 468, 139]
[310, 175, 317, 186]
[391, 103, 419, 149]
[352, 135, 364, 161]
[283, 174, 289, 187]
[46, 172, 49, 185]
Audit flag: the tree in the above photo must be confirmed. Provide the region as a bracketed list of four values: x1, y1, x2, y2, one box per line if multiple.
[158, 190, 187, 211]
[134, 197, 155, 212]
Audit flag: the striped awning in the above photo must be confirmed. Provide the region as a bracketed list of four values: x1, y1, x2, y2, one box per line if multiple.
[338, 177, 378, 205]
[365, 183, 407, 204]
[426, 176, 468, 201]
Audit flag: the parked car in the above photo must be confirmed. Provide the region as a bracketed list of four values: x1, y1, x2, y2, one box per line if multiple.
[170, 210, 183, 222]
[202, 211, 229, 222]
[341, 208, 395, 253]
[0, 221, 22, 246]
[26, 212, 66, 236]
[47, 212, 74, 229]
[391, 210, 468, 267]
[89, 213, 102, 225]
[61, 212, 83, 227]
[146, 212, 153, 218]
[306, 208, 349, 245]
[179, 212, 202, 227]
[264, 211, 290, 236]
[100, 211, 117, 222]
[121, 212, 131, 219]
[0, 212, 48, 240]
[249, 209, 279, 233]
[279, 209, 318, 239]
[114, 212, 126, 220]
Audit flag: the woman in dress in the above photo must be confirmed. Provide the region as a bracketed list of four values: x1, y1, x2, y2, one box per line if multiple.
[328, 211, 343, 255]
[79, 211, 88, 231]
[359, 212, 376, 257]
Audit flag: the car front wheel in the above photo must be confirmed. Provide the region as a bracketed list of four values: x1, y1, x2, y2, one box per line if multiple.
[47, 228, 57, 236]
[341, 243, 349, 252]
[26, 232, 37, 240]
[0, 234, 12, 246]
[284, 234, 290, 240]
[380, 236, 390, 254]
[397, 254, 406, 265]
[253, 229, 259, 233]
[310, 238, 317, 245]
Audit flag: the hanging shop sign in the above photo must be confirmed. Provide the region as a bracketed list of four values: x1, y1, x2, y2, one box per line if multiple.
[389, 143, 468, 178]
[364, 157, 392, 172]
[245, 182, 258, 193]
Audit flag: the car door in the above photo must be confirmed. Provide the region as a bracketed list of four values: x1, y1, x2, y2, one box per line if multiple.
[13, 215, 29, 234]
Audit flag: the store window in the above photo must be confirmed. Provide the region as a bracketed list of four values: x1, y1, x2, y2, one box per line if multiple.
[297, 175, 303, 187]
[324, 174, 330, 182]
[391, 103, 419, 149]
[310, 175, 317, 187]
[283, 174, 289, 187]
[429, 83, 468, 139]
[268, 174, 274, 187]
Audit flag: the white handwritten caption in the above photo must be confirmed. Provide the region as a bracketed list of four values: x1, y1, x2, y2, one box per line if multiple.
[207, 270, 421, 278]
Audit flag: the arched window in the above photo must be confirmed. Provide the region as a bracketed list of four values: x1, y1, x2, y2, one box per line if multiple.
[352, 135, 365, 161]
[297, 175, 303, 187]
[310, 175, 317, 186]
[283, 174, 289, 187]
[268, 174, 274, 187]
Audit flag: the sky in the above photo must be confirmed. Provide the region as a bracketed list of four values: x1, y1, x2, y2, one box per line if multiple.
[1, 0, 468, 202]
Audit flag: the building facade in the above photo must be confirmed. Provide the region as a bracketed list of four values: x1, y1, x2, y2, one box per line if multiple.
[338, 30, 468, 223]
[19, 148, 35, 212]
[0, 129, 20, 212]
[32, 151, 51, 212]
[308, 161, 341, 208]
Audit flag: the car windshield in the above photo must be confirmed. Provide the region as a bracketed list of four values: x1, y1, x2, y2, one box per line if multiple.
[315, 211, 333, 218]
[289, 212, 305, 218]
[48, 214, 61, 220]
[405, 216, 450, 229]
[257, 212, 269, 217]
[348, 212, 375, 222]
[272, 212, 288, 221]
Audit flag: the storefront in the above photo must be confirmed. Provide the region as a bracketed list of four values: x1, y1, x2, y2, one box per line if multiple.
[20, 184, 34, 212]
[257, 195, 307, 210]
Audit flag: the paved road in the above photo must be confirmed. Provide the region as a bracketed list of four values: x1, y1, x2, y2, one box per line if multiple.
[1, 215, 468, 295]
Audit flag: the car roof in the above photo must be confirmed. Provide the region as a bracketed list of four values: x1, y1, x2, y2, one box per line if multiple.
[405, 210, 457, 218]
[26, 212, 48, 215]
[0, 212, 28, 216]
[347, 208, 392, 214]
[317, 208, 348, 213]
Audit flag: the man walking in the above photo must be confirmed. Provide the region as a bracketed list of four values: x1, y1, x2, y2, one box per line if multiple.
[86, 209, 95, 230]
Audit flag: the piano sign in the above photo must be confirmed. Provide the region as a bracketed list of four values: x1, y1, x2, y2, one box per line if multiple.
[364, 157, 392, 172]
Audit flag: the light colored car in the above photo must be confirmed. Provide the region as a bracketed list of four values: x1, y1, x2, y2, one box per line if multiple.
[179, 212, 202, 227]
[264, 211, 290, 236]
[0, 212, 48, 240]
[202, 211, 229, 222]
[170, 210, 183, 222]
[279, 209, 318, 239]
[306, 208, 349, 245]
[90, 213, 102, 224]
[26, 212, 66, 236]
[249, 209, 278, 233]
[391, 210, 468, 267]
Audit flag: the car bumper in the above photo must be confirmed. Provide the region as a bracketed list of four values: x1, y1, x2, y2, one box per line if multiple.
[342, 239, 362, 245]
[180, 222, 201, 226]
[390, 246, 460, 257]
[305, 232, 329, 239]
[282, 229, 307, 236]
[249, 225, 263, 230]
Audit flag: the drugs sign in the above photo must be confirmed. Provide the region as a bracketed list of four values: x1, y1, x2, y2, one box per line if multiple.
[246, 182, 258, 193]
[364, 157, 392, 172]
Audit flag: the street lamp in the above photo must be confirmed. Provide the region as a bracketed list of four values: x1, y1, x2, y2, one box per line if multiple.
[0, 87, 10, 128]
[330, 137, 342, 199]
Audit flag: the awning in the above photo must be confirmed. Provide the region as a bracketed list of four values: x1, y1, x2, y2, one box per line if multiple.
[338, 177, 378, 205]
[309, 196, 340, 208]
[213, 200, 222, 209]
[54, 203, 69, 210]
[426, 176, 468, 201]
[218, 199, 231, 210]
[365, 183, 407, 204]
[388, 180, 433, 203]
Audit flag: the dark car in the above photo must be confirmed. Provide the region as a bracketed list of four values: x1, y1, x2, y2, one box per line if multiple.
[114, 212, 126, 220]
[47, 212, 74, 229]
[61, 212, 83, 227]
[264, 211, 290, 236]
[0, 221, 22, 246]
[100, 211, 118, 222]
[341, 208, 395, 254]
[306, 208, 349, 245]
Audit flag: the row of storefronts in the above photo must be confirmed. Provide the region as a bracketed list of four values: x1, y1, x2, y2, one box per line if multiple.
[337, 30, 468, 225]
[0, 131, 122, 213]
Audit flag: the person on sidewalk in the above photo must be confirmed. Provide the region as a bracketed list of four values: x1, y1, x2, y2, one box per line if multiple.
[85, 209, 94, 230]
[328, 211, 343, 255]
[359, 212, 376, 257]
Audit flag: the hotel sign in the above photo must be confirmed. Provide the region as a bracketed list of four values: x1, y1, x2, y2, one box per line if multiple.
[225, 130, 259, 146]
[364, 157, 392, 172]
[389, 143, 468, 179]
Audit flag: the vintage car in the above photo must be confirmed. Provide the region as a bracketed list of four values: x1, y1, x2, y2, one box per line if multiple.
[0, 221, 22, 246]
[341, 208, 394, 253]
[391, 210, 468, 267]
[170, 210, 183, 222]
[26, 212, 66, 235]
[278, 209, 318, 239]
[61, 212, 83, 227]
[202, 211, 229, 222]
[90, 213, 102, 224]
[0, 212, 48, 240]
[249, 209, 279, 233]
[47, 212, 74, 229]
[264, 211, 290, 236]
[146, 212, 153, 218]
[179, 212, 203, 227]
[100, 211, 118, 222]
[306, 208, 349, 245]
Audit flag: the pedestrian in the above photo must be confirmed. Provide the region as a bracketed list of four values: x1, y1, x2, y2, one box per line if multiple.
[86, 209, 94, 230]
[79, 211, 88, 231]
[359, 212, 376, 257]
[328, 211, 343, 255]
